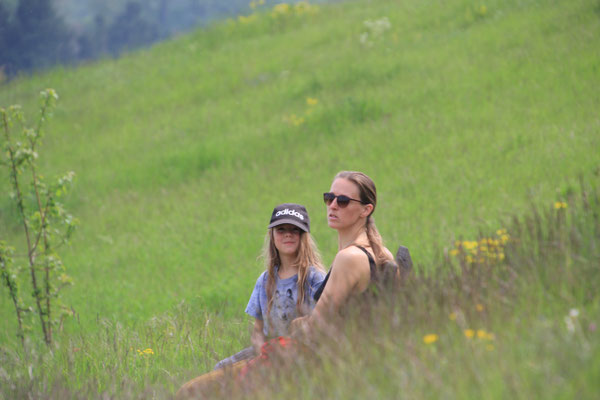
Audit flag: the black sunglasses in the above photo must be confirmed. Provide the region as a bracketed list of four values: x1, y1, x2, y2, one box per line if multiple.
[323, 192, 365, 208]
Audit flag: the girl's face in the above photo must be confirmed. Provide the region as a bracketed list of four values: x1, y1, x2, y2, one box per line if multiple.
[273, 224, 302, 257]
[326, 178, 370, 230]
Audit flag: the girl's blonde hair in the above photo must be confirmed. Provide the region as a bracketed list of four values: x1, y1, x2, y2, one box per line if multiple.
[334, 170, 393, 267]
[262, 229, 325, 321]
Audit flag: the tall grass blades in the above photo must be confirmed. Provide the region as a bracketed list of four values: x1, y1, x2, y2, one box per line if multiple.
[1, 177, 598, 398]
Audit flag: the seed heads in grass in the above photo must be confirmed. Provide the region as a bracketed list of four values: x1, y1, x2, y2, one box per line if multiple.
[564, 308, 580, 334]
[359, 17, 391, 47]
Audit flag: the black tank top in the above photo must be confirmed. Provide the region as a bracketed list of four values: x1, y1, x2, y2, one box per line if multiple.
[313, 245, 376, 302]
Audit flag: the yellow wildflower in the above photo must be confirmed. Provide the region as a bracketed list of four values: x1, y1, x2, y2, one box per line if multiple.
[294, 1, 310, 15]
[449, 249, 460, 256]
[306, 97, 318, 106]
[475, 304, 484, 312]
[238, 14, 257, 24]
[554, 201, 568, 209]
[476, 329, 487, 339]
[272, 3, 290, 16]
[423, 334, 439, 344]
[464, 329, 475, 339]
[463, 241, 478, 250]
[250, 0, 265, 9]
[284, 114, 306, 126]
[449, 312, 457, 321]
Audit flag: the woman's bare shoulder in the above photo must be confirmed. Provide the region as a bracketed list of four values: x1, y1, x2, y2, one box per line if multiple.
[332, 246, 372, 272]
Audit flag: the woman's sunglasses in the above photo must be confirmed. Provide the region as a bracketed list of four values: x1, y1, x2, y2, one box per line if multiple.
[323, 192, 365, 208]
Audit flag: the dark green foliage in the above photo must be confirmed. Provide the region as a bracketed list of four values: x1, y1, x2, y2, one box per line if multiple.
[108, 2, 159, 56]
[4, 0, 73, 75]
[0, 0, 274, 78]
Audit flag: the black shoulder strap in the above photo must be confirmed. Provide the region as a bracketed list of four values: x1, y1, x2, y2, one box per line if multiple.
[312, 246, 376, 302]
[354, 245, 376, 281]
[313, 269, 329, 302]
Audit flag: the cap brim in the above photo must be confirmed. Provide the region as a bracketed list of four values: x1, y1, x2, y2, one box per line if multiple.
[268, 218, 309, 232]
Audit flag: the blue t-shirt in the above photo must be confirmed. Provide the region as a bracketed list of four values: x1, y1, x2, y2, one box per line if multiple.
[245, 266, 325, 337]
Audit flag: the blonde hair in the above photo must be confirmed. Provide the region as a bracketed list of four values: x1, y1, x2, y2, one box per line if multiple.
[262, 228, 325, 322]
[334, 170, 393, 267]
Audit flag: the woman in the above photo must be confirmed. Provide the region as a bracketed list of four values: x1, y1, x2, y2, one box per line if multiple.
[291, 170, 398, 335]
[177, 203, 325, 398]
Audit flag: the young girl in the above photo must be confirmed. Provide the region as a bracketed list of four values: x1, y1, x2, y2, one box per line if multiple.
[213, 203, 326, 369]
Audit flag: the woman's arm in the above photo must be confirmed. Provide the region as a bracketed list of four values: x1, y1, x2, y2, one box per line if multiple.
[291, 247, 371, 334]
[251, 319, 266, 352]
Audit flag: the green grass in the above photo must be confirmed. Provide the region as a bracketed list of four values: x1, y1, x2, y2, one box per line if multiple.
[0, 0, 599, 397]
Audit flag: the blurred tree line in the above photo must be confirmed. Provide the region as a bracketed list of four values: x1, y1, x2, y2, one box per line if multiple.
[0, 0, 261, 79]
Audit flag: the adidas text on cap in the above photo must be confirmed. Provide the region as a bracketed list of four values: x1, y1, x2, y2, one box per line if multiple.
[268, 203, 310, 233]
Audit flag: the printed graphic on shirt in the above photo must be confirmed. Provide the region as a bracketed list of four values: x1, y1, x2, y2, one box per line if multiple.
[271, 289, 296, 336]
[245, 266, 326, 337]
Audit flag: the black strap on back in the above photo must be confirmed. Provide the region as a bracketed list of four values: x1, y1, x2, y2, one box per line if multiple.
[312, 245, 376, 302]
[312, 270, 329, 302]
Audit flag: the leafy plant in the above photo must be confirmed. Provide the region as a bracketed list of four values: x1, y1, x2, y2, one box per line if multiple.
[0, 89, 77, 347]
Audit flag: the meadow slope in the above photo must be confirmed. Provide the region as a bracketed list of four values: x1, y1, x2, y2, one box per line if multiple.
[1, 0, 599, 360]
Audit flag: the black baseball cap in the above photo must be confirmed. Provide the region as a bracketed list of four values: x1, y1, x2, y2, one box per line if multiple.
[268, 203, 310, 233]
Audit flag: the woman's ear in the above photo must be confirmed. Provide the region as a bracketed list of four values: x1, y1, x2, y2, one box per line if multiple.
[361, 203, 374, 218]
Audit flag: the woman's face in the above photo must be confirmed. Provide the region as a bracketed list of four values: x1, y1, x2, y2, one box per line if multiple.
[273, 224, 302, 257]
[326, 178, 368, 230]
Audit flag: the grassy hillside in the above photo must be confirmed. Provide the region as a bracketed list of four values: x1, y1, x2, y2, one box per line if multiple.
[1, 0, 599, 360]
